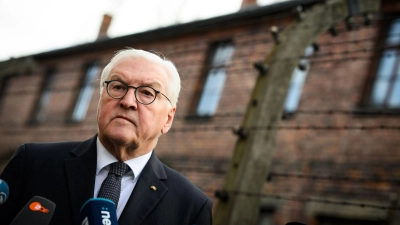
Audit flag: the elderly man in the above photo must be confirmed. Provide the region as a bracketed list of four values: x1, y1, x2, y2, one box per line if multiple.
[0, 49, 212, 225]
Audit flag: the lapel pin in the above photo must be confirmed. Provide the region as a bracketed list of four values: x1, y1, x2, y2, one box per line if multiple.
[150, 186, 157, 191]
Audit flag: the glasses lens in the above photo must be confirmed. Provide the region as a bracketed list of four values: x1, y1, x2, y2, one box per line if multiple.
[107, 81, 127, 98]
[136, 86, 157, 104]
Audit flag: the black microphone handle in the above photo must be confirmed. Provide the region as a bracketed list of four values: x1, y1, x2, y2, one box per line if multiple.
[10, 196, 56, 225]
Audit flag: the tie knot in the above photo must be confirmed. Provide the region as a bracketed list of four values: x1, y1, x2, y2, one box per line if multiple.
[109, 162, 130, 177]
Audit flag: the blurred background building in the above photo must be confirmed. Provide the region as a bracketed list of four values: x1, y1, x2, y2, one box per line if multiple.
[0, 0, 399, 224]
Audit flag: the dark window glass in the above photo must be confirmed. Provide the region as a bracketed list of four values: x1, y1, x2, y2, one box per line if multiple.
[31, 69, 56, 123]
[0, 76, 10, 111]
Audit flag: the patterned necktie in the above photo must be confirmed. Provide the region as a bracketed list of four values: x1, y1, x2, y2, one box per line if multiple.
[98, 162, 131, 208]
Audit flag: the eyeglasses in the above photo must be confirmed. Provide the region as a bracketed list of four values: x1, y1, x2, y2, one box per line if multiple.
[104, 80, 171, 105]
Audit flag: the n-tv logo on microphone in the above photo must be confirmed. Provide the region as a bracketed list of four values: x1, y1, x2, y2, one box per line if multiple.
[81, 207, 114, 225]
[101, 207, 113, 225]
[80, 198, 118, 225]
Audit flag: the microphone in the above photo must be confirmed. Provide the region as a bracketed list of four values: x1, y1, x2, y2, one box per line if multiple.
[0, 179, 9, 205]
[80, 198, 118, 225]
[10, 196, 56, 225]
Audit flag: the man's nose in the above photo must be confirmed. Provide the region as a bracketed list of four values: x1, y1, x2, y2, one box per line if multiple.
[120, 88, 138, 109]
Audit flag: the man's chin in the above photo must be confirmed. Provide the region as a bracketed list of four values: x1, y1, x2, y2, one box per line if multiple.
[111, 134, 137, 145]
[100, 129, 138, 146]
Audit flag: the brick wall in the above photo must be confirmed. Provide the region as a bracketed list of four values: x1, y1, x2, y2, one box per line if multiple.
[0, 1, 399, 224]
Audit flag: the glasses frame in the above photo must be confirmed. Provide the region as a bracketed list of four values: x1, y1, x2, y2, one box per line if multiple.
[104, 80, 171, 105]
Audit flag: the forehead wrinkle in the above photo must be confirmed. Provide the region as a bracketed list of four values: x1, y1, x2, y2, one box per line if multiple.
[108, 57, 169, 92]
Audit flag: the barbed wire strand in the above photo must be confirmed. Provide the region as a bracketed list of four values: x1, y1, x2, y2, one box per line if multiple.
[173, 166, 400, 184]
[219, 190, 400, 211]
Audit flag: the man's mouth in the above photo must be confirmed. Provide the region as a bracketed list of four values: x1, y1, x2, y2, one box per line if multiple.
[115, 115, 135, 124]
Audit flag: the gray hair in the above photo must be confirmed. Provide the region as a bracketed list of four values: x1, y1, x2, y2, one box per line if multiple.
[100, 48, 181, 107]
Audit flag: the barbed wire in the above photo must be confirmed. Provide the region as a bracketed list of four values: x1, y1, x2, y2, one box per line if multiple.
[215, 190, 400, 211]
[168, 125, 400, 133]
[268, 172, 400, 184]
[1, 124, 399, 136]
[0, 109, 398, 128]
[176, 109, 400, 118]
[294, 109, 400, 116]
[174, 166, 400, 184]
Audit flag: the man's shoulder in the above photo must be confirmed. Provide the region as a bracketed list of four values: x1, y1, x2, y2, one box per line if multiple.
[160, 163, 209, 200]
[23, 140, 82, 149]
[20, 140, 83, 154]
[18, 136, 95, 158]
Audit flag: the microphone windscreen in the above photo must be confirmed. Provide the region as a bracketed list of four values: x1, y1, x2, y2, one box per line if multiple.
[80, 198, 118, 225]
[10, 196, 56, 225]
[0, 179, 9, 205]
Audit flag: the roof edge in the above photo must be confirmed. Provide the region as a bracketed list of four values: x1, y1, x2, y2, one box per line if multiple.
[30, 0, 319, 60]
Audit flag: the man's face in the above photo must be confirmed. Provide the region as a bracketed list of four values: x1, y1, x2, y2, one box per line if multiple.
[97, 57, 176, 157]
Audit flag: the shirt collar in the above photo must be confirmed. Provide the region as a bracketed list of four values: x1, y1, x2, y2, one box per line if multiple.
[96, 137, 153, 182]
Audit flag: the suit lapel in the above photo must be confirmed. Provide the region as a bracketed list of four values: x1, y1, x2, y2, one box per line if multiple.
[64, 136, 97, 223]
[119, 153, 168, 224]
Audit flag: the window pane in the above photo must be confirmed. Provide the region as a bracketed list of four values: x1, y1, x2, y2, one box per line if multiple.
[376, 50, 397, 79]
[32, 69, 56, 123]
[71, 64, 100, 122]
[283, 45, 314, 114]
[212, 44, 235, 66]
[197, 69, 227, 116]
[371, 80, 390, 106]
[0, 76, 10, 110]
[35, 90, 52, 122]
[256, 210, 273, 225]
[387, 18, 400, 46]
[388, 73, 400, 107]
[370, 16, 400, 109]
[196, 42, 234, 116]
[371, 50, 398, 106]
[284, 68, 307, 113]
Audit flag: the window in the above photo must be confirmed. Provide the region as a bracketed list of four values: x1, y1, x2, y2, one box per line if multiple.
[0, 76, 10, 111]
[283, 45, 315, 115]
[71, 62, 100, 122]
[31, 69, 56, 123]
[256, 209, 273, 225]
[369, 17, 400, 108]
[196, 41, 235, 116]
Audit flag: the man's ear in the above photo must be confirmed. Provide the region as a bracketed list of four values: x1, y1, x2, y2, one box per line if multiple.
[161, 107, 176, 134]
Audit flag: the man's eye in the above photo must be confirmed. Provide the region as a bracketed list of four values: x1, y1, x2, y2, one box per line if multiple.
[139, 88, 155, 97]
[143, 91, 152, 96]
[112, 84, 126, 91]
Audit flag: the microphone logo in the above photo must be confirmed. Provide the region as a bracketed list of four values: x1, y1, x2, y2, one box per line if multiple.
[29, 202, 50, 213]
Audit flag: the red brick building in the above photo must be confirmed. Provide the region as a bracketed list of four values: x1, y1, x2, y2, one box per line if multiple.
[0, 0, 399, 224]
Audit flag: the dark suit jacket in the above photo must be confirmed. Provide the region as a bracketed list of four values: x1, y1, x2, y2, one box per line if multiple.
[0, 135, 212, 225]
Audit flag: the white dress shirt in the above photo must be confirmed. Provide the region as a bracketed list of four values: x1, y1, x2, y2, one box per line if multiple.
[94, 137, 152, 218]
